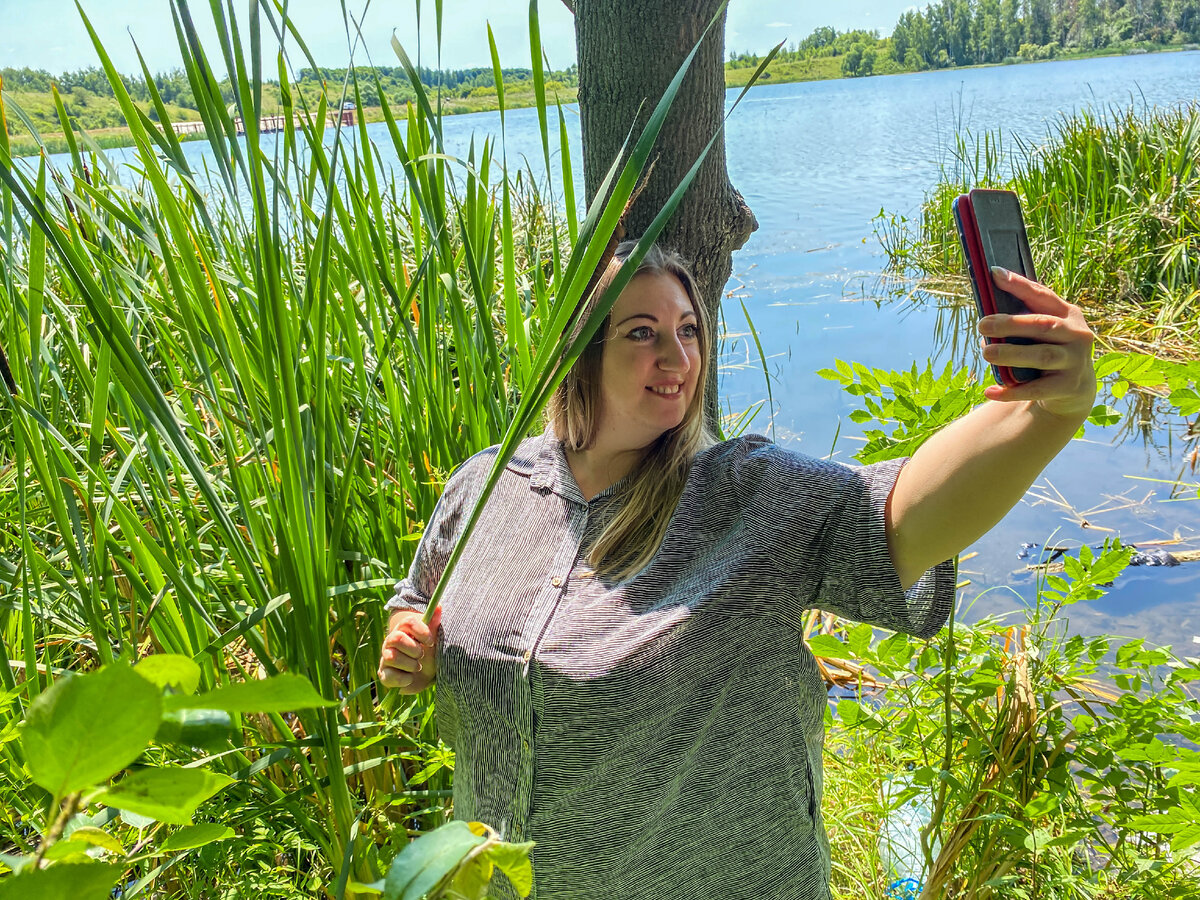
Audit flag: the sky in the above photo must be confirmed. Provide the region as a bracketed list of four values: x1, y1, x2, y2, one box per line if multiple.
[0, 1, 921, 77]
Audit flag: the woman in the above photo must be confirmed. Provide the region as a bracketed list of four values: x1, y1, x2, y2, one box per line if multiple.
[378, 242, 1095, 899]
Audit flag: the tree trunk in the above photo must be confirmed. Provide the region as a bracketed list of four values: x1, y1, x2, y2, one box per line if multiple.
[572, 0, 758, 424]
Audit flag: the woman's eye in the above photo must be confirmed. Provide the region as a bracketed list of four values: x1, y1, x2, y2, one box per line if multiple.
[628, 326, 654, 341]
[680, 323, 700, 340]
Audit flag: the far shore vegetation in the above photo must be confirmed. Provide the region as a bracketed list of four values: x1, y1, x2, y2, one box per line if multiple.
[5, 0, 1200, 158]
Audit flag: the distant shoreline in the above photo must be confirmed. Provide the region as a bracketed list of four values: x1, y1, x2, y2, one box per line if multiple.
[8, 44, 1196, 160]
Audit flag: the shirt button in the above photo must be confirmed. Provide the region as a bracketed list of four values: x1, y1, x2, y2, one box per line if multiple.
[551, 575, 562, 587]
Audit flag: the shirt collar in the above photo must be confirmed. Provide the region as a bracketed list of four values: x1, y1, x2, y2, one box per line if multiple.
[514, 426, 638, 505]
[502, 427, 580, 503]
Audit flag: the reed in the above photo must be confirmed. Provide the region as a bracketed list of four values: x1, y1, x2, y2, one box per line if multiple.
[0, 0, 780, 891]
[877, 102, 1200, 357]
[0, 0, 612, 892]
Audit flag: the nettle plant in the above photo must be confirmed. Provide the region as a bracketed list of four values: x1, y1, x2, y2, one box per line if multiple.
[819, 357, 1200, 897]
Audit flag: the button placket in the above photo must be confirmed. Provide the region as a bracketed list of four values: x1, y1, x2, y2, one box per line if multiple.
[512, 502, 586, 846]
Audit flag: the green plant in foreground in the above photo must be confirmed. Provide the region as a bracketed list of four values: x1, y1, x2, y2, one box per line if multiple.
[818, 359, 1124, 461]
[0, 657, 334, 899]
[0, 0, 780, 894]
[823, 541, 1200, 899]
[815, 354, 1200, 899]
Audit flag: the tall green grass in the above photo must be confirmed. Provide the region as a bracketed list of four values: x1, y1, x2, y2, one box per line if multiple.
[877, 102, 1200, 357]
[0, 0, 777, 892]
[0, 0, 598, 891]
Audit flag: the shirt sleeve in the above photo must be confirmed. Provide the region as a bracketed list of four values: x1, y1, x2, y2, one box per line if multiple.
[385, 451, 491, 616]
[730, 437, 955, 638]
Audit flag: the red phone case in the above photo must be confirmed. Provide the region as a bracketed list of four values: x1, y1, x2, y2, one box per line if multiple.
[954, 192, 1036, 387]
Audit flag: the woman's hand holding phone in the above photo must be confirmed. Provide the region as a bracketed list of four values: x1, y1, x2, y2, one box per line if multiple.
[977, 266, 1096, 422]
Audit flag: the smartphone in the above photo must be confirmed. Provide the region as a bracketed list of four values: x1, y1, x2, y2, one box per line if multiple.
[952, 188, 1041, 386]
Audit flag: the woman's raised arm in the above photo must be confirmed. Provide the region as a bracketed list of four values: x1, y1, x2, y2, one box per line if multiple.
[885, 266, 1097, 589]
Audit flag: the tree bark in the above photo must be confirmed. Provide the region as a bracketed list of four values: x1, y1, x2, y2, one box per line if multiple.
[572, 0, 758, 423]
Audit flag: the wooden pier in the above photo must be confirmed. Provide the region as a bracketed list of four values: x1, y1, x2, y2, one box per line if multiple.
[171, 108, 356, 137]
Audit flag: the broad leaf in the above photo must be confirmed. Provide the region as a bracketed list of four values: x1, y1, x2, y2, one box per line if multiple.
[484, 840, 536, 896]
[135, 655, 202, 694]
[805, 634, 852, 660]
[95, 767, 233, 825]
[164, 674, 336, 714]
[155, 708, 234, 749]
[0, 862, 122, 900]
[43, 826, 125, 860]
[383, 820, 487, 900]
[159, 823, 236, 851]
[23, 665, 161, 797]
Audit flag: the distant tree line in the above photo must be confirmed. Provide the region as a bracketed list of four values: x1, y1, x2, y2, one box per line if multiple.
[891, 0, 1200, 68]
[1, 61, 579, 130]
[729, 0, 1200, 77]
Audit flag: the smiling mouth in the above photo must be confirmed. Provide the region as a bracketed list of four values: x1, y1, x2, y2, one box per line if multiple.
[649, 385, 682, 395]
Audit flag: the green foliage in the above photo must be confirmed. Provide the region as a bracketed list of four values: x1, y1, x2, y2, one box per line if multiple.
[22, 664, 161, 800]
[369, 821, 533, 900]
[1097, 351, 1200, 416]
[2, 657, 330, 891]
[0, 0, 771, 896]
[817, 360, 987, 462]
[877, 102, 1200, 351]
[823, 540, 1200, 897]
[0, 861, 123, 900]
[0, 61, 579, 138]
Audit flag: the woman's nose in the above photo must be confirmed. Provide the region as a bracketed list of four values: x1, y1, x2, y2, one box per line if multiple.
[658, 334, 691, 372]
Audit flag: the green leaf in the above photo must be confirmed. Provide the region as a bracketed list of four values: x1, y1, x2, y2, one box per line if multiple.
[836, 698, 863, 727]
[1086, 404, 1122, 427]
[1171, 824, 1200, 854]
[95, 767, 233, 825]
[805, 634, 851, 660]
[159, 823, 235, 851]
[42, 841, 95, 862]
[846, 623, 873, 659]
[155, 708, 234, 749]
[164, 674, 337, 714]
[446, 854, 492, 900]
[23, 664, 161, 797]
[383, 820, 487, 900]
[0, 862, 122, 900]
[135, 655, 202, 694]
[49, 826, 124, 859]
[119, 809, 157, 829]
[0, 853, 33, 875]
[1022, 793, 1059, 819]
[483, 841, 535, 897]
[1168, 387, 1200, 416]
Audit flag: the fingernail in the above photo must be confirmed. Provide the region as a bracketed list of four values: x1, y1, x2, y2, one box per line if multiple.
[990, 265, 1009, 279]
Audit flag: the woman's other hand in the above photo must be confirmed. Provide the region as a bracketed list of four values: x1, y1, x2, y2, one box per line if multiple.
[977, 266, 1096, 422]
[378, 606, 441, 694]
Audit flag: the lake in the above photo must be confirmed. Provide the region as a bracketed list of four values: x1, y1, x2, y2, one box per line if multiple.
[78, 50, 1200, 647]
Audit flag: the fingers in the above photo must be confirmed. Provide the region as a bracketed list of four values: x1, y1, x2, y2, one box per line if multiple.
[980, 336, 1075, 372]
[378, 607, 442, 694]
[974, 272, 1097, 420]
[988, 265, 1072, 317]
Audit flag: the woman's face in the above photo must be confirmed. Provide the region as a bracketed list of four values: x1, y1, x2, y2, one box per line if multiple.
[594, 271, 702, 452]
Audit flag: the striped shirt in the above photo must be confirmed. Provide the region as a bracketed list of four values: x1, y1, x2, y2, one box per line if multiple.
[388, 428, 955, 900]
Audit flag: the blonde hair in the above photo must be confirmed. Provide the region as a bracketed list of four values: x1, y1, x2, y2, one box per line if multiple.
[546, 241, 717, 580]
